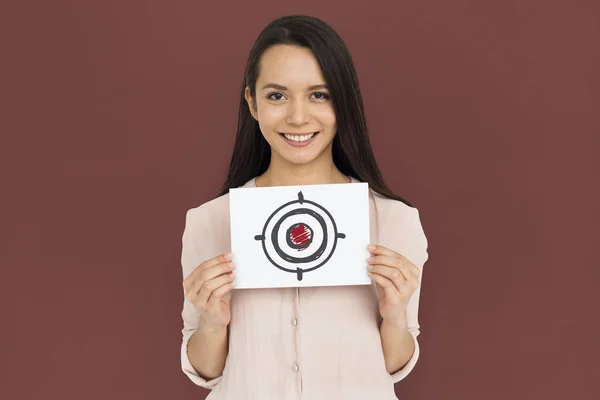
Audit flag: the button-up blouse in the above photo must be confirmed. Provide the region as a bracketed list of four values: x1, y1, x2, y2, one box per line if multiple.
[180, 177, 429, 399]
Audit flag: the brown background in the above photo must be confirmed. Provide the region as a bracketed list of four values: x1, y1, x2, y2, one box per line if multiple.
[2, 0, 599, 399]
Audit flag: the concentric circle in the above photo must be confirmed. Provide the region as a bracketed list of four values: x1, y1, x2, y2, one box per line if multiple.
[254, 191, 346, 281]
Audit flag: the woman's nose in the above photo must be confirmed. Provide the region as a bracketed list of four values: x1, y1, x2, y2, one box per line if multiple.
[286, 100, 310, 125]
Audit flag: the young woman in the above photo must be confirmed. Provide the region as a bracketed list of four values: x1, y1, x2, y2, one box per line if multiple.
[180, 15, 429, 399]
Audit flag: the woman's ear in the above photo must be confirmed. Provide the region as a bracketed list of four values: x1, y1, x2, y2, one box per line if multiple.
[244, 86, 258, 120]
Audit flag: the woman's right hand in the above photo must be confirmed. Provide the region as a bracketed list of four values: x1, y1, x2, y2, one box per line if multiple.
[182, 252, 236, 329]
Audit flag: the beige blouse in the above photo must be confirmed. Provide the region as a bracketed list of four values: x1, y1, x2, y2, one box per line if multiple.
[180, 177, 429, 399]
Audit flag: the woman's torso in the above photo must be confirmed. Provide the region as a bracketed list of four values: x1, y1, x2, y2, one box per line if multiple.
[201, 178, 409, 399]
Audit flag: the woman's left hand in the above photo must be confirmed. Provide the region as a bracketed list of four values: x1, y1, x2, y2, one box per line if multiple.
[366, 244, 421, 325]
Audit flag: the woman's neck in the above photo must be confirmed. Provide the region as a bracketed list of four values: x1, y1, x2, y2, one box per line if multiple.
[255, 158, 350, 188]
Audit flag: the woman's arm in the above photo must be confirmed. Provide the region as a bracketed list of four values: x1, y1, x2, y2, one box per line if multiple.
[379, 316, 415, 374]
[187, 318, 229, 380]
[366, 242, 424, 379]
[180, 208, 235, 386]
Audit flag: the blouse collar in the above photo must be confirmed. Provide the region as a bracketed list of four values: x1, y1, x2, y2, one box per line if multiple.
[244, 176, 359, 188]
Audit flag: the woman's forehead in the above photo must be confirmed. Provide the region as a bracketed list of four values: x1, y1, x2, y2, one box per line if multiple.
[257, 45, 326, 88]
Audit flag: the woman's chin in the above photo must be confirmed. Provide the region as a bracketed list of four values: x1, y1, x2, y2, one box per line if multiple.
[275, 148, 322, 166]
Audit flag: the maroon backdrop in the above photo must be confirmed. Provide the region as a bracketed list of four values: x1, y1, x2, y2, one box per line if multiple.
[2, 1, 599, 399]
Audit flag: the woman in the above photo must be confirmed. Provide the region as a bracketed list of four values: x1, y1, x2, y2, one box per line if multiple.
[180, 15, 429, 399]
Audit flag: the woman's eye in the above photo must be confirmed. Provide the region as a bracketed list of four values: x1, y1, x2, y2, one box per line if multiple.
[312, 92, 330, 100]
[267, 93, 285, 100]
[267, 92, 330, 101]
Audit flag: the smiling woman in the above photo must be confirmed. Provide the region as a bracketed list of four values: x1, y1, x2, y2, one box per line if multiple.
[244, 44, 337, 166]
[179, 14, 429, 400]
[218, 16, 414, 202]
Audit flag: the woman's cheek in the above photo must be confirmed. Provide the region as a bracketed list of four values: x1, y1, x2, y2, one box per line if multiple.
[257, 105, 282, 126]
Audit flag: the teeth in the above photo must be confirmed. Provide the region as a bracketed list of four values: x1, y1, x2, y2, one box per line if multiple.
[284, 132, 316, 142]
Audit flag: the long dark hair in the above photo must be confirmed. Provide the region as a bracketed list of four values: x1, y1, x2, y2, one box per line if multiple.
[218, 15, 413, 208]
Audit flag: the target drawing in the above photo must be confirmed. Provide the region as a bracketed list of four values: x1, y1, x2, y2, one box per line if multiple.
[254, 191, 346, 281]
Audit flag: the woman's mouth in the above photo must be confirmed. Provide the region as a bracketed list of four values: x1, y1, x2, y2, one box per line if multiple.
[280, 132, 319, 147]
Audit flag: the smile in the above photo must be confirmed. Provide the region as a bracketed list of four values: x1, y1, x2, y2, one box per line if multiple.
[279, 132, 319, 148]
[281, 132, 318, 142]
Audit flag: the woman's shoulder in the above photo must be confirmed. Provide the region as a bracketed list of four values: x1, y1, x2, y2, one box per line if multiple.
[368, 188, 427, 245]
[185, 192, 230, 227]
[182, 193, 233, 262]
[369, 187, 419, 216]
[185, 178, 255, 226]
[368, 188, 428, 267]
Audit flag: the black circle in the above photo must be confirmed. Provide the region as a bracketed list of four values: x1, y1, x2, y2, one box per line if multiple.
[286, 222, 314, 250]
[271, 208, 327, 264]
[254, 191, 346, 279]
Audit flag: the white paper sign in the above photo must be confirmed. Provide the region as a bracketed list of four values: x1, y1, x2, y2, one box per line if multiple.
[229, 181, 371, 289]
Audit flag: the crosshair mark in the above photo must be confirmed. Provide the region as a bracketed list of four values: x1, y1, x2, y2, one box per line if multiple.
[254, 191, 346, 281]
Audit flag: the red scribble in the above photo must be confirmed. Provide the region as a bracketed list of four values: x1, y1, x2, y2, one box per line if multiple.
[290, 224, 311, 251]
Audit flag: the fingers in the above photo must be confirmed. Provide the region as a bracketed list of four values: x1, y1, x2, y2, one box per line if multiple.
[190, 271, 236, 309]
[207, 279, 235, 305]
[366, 247, 421, 296]
[368, 254, 404, 271]
[368, 271, 396, 291]
[368, 271, 402, 303]
[183, 252, 233, 291]
[368, 264, 406, 293]
[367, 252, 420, 280]
[198, 260, 236, 285]
[368, 244, 401, 258]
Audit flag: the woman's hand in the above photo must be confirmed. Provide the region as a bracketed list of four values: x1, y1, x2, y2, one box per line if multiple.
[182, 252, 236, 330]
[366, 244, 421, 325]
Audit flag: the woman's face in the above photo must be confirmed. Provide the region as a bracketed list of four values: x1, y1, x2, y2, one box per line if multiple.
[245, 44, 337, 167]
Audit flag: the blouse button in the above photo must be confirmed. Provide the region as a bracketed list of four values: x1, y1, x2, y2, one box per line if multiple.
[292, 318, 298, 326]
[293, 364, 299, 372]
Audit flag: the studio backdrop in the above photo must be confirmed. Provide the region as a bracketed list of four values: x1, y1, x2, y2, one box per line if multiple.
[2, 1, 598, 399]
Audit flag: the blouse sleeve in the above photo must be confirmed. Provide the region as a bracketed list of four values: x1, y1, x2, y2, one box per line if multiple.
[180, 207, 223, 389]
[390, 206, 429, 383]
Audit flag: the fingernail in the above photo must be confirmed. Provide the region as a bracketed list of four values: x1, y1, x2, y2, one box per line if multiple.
[367, 265, 373, 270]
[367, 244, 376, 251]
[230, 271, 236, 278]
[367, 257, 374, 262]
[228, 262, 235, 269]
[224, 252, 233, 260]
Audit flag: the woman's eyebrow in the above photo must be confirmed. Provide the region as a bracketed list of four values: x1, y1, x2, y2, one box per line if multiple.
[260, 83, 328, 91]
